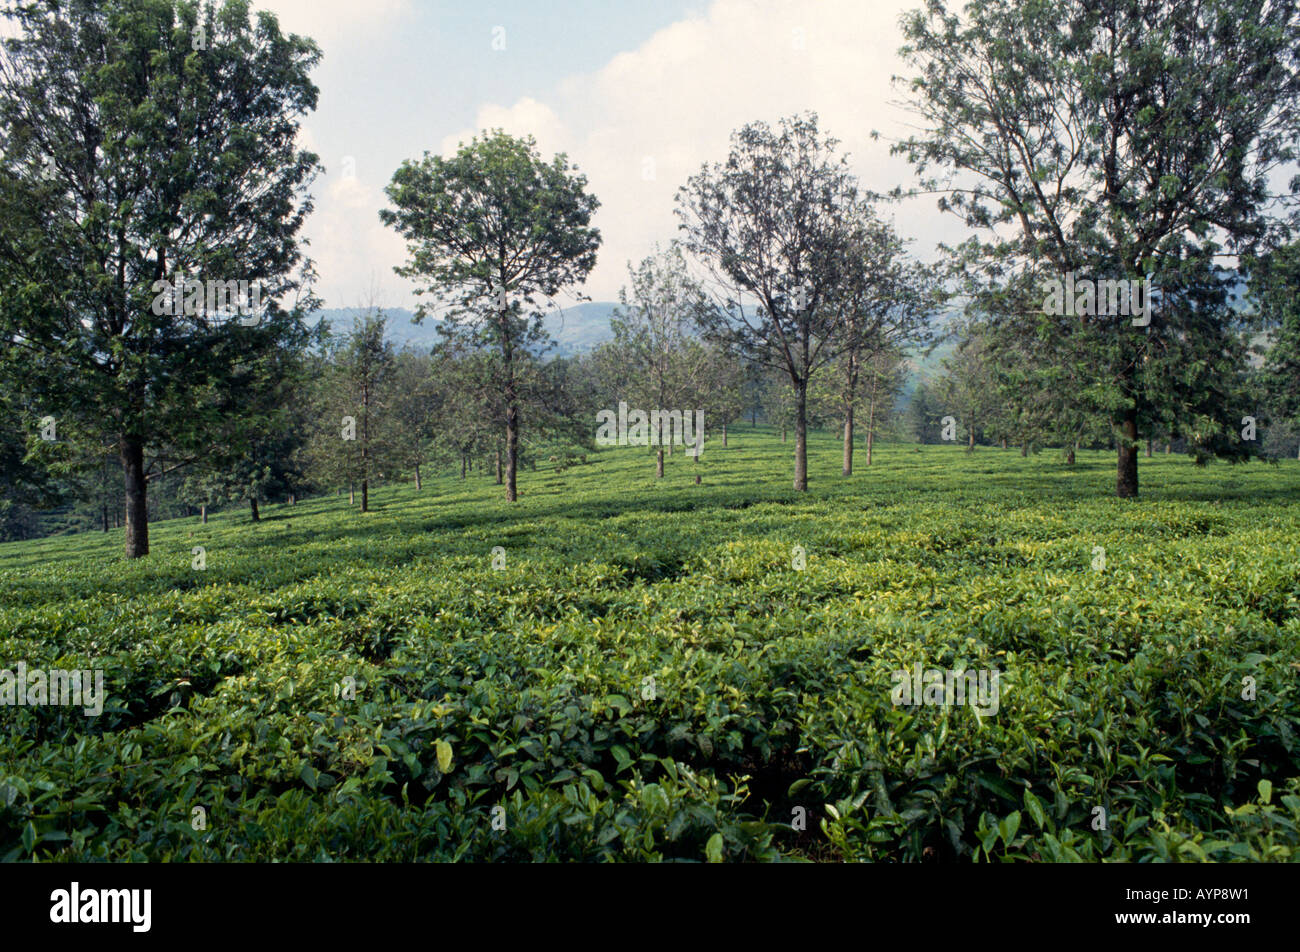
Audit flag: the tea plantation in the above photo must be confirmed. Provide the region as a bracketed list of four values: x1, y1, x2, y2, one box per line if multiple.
[2, 429, 1299, 862]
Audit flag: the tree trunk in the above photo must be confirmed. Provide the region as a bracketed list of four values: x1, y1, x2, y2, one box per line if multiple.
[1145, 438, 1153, 458]
[360, 407, 370, 511]
[1001, 437, 1007, 449]
[498, 288, 521, 502]
[201, 504, 207, 524]
[1066, 440, 1076, 466]
[289, 493, 295, 506]
[101, 504, 109, 532]
[842, 407, 854, 477]
[794, 383, 808, 491]
[1021, 442, 1028, 457]
[495, 448, 503, 485]
[656, 448, 665, 478]
[781, 423, 787, 443]
[866, 374, 878, 468]
[121, 435, 148, 558]
[1165, 443, 1171, 455]
[249, 496, 260, 522]
[722, 423, 728, 448]
[414, 464, 422, 491]
[1117, 407, 1139, 498]
[969, 429, 976, 451]
[505, 402, 519, 501]
[349, 482, 355, 505]
[751, 409, 757, 426]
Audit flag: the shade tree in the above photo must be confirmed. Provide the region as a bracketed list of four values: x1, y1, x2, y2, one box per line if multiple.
[381, 130, 601, 502]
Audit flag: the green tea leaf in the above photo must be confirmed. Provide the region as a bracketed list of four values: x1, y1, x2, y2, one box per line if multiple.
[705, 832, 724, 863]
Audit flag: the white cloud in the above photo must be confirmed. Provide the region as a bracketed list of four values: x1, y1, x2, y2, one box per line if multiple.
[305, 173, 413, 312]
[0, 1, 410, 42]
[8, 0, 948, 311]
[441, 0, 939, 301]
[255, 0, 413, 41]
[439, 98, 570, 158]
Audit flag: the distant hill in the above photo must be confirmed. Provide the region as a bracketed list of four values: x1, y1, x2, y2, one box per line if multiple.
[541, 302, 621, 355]
[312, 301, 956, 414]
[309, 302, 620, 358]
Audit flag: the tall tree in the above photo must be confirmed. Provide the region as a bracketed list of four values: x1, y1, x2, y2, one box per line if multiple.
[937, 326, 1000, 451]
[336, 312, 393, 513]
[0, 0, 321, 556]
[1250, 241, 1300, 426]
[829, 210, 942, 475]
[380, 130, 601, 502]
[694, 341, 747, 451]
[907, 378, 947, 444]
[677, 113, 862, 491]
[895, 0, 1300, 496]
[300, 312, 394, 511]
[431, 337, 500, 482]
[606, 244, 708, 476]
[177, 338, 313, 522]
[761, 369, 800, 443]
[812, 345, 910, 468]
[383, 348, 441, 491]
[0, 388, 57, 540]
[966, 275, 1094, 462]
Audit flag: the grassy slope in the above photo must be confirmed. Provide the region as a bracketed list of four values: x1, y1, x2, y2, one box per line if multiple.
[2, 429, 1299, 861]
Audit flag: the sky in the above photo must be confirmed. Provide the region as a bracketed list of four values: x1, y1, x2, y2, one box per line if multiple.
[255, 0, 948, 312]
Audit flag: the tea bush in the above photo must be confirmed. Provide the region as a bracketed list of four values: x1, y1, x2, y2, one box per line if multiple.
[2, 429, 1298, 861]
